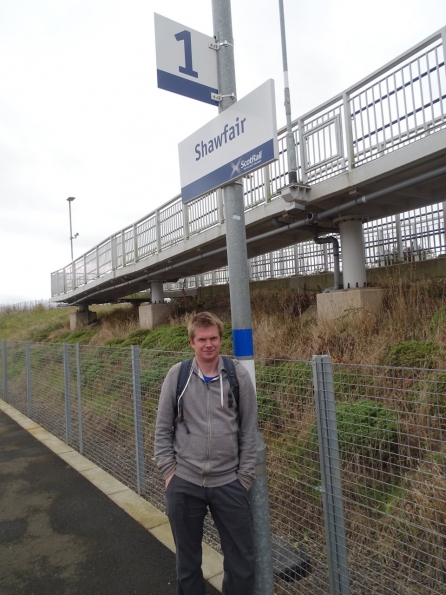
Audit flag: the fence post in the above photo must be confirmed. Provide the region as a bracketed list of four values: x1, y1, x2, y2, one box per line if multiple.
[63, 343, 73, 445]
[75, 344, 84, 455]
[133, 223, 138, 263]
[131, 345, 146, 495]
[297, 119, 308, 184]
[312, 355, 351, 595]
[263, 165, 271, 202]
[156, 210, 162, 253]
[1, 339, 7, 402]
[342, 92, 355, 171]
[182, 201, 190, 240]
[25, 341, 32, 418]
[377, 228, 385, 267]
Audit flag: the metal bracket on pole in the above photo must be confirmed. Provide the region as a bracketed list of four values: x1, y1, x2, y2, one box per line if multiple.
[211, 92, 236, 102]
[209, 40, 234, 50]
[281, 183, 311, 204]
[281, 183, 311, 215]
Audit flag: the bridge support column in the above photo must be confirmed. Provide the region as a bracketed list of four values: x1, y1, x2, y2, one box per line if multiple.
[150, 281, 164, 304]
[70, 304, 97, 330]
[336, 216, 367, 289]
[139, 281, 173, 330]
[316, 216, 384, 321]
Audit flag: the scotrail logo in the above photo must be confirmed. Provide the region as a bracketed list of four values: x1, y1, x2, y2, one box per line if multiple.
[230, 150, 263, 179]
[230, 150, 263, 178]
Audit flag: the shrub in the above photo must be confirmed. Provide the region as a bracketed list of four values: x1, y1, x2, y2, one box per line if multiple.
[335, 399, 398, 462]
[104, 338, 125, 347]
[310, 399, 398, 464]
[256, 392, 278, 424]
[140, 325, 189, 351]
[430, 306, 446, 332]
[120, 329, 152, 347]
[29, 321, 64, 342]
[54, 329, 97, 344]
[384, 340, 441, 368]
[220, 324, 233, 355]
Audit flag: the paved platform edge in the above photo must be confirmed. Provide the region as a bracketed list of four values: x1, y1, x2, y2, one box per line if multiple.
[0, 399, 224, 591]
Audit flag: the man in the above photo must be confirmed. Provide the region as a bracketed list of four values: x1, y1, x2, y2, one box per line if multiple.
[154, 311, 257, 595]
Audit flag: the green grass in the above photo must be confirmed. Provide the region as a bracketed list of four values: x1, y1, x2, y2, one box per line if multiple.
[383, 340, 441, 368]
[0, 307, 73, 341]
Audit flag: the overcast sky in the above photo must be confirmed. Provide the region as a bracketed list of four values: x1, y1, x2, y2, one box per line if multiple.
[1, 0, 445, 304]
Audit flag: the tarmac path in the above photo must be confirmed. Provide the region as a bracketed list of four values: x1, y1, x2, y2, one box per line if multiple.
[0, 411, 220, 595]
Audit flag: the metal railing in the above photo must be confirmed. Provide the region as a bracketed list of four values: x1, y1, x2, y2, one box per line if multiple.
[165, 201, 446, 292]
[1, 340, 445, 595]
[51, 28, 446, 298]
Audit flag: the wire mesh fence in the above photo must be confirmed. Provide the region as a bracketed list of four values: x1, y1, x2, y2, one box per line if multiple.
[1, 340, 445, 595]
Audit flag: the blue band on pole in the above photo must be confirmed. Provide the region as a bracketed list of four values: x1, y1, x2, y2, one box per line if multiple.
[232, 329, 254, 358]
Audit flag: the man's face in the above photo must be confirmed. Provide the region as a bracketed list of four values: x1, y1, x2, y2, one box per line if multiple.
[189, 325, 222, 366]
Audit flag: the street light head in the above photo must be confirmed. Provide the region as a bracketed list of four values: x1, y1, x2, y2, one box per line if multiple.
[67, 196, 75, 202]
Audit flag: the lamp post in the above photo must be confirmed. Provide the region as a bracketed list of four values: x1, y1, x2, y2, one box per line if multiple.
[278, 0, 298, 184]
[67, 197, 78, 261]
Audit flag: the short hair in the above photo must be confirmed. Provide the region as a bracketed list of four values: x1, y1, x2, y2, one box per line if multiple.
[187, 311, 224, 340]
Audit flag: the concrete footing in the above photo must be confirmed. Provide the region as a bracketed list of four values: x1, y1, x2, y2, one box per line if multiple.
[69, 309, 97, 330]
[139, 303, 174, 329]
[317, 288, 385, 322]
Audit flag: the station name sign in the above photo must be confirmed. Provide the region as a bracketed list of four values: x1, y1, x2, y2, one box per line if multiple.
[178, 79, 278, 203]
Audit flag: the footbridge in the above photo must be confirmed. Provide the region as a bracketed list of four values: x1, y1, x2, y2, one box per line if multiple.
[51, 28, 446, 307]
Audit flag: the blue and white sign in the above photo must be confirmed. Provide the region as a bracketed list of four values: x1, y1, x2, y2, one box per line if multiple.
[154, 13, 218, 106]
[179, 79, 278, 203]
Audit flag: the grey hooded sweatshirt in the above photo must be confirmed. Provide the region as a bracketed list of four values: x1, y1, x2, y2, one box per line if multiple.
[154, 356, 258, 491]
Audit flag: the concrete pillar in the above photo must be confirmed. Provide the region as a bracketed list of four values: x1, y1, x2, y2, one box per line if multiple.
[151, 281, 164, 303]
[335, 216, 367, 289]
[139, 303, 174, 329]
[70, 305, 97, 330]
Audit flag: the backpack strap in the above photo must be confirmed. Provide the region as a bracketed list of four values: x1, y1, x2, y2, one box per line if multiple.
[175, 358, 193, 425]
[222, 356, 239, 409]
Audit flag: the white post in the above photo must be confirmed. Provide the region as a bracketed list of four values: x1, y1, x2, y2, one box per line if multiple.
[182, 202, 189, 240]
[156, 210, 162, 253]
[297, 119, 308, 184]
[151, 281, 164, 304]
[121, 230, 126, 267]
[377, 228, 385, 267]
[335, 216, 367, 289]
[111, 236, 117, 271]
[343, 91, 355, 170]
[133, 223, 138, 263]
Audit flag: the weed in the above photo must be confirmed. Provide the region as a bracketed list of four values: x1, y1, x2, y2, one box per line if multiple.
[120, 329, 152, 347]
[384, 340, 441, 368]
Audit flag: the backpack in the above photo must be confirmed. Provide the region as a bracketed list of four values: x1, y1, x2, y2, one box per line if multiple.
[175, 356, 239, 431]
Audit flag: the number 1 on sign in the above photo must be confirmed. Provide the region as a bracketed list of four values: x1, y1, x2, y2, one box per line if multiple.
[175, 30, 198, 78]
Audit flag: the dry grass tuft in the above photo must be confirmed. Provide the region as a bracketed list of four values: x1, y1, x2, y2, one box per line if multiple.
[249, 279, 446, 367]
[89, 306, 139, 345]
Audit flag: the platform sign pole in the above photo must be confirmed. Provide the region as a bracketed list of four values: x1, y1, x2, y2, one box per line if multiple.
[211, 1, 274, 593]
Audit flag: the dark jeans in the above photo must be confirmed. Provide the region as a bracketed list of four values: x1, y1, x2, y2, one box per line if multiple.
[165, 475, 255, 595]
